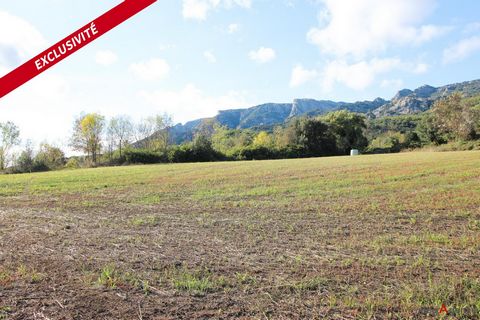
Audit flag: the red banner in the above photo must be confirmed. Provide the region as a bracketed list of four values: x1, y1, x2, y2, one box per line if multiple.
[0, 0, 157, 99]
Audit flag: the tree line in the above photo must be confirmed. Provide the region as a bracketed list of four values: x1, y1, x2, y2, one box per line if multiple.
[1, 92, 479, 174]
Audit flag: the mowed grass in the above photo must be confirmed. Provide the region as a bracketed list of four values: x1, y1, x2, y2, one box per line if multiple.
[0, 151, 479, 319]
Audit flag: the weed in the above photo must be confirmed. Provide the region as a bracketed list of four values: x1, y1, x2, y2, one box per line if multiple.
[97, 265, 119, 288]
[130, 216, 160, 227]
[171, 269, 216, 294]
[0, 306, 11, 320]
[290, 276, 327, 292]
[235, 272, 257, 285]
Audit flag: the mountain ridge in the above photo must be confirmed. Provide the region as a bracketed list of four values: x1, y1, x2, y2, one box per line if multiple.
[169, 79, 480, 143]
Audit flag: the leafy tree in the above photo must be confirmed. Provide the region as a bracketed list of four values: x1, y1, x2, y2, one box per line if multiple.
[253, 131, 274, 148]
[366, 131, 404, 153]
[366, 115, 423, 140]
[134, 113, 173, 151]
[134, 118, 156, 149]
[273, 123, 297, 148]
[404, 131, 422, 149]
[107, 116, 133, 158]
[0, 121, 21, 171]
[35, 143, 65, 169]
[416, 113, 446, 145]
[150, 113, 173, 151]
[71, 113, 105, 164]
[65, 158, 80, 169]
[321, 110, 368, 154]
[211, 126, 255, 155]
[16, 142, 35, 173]
[294, 118, 337, 156]
[431, 93, 478, 141]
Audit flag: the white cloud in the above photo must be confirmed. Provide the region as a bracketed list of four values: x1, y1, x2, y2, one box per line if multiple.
[139, 84, 250, 123]
[129, 58, 170, 81]
[95, 50, 118, 66]
[381, 78, 404, 89]
[0, 11, 78, 151]
[289, 65, 318, 87]
[307, 0, 447, 58]
[321, 58, 402, 91]
[182, 0, 210, 20]
[203, 51, 217, 63]
[413, 62, 429, 74]
[0, 11, 46, 74]
[249, 47, 276, 64]
[224, 0, 252, 9]
[0, 72, 81, 152]
[182, 0, 251, 21]
[443, 36, 480, 64]
[228, 23, 240, 34]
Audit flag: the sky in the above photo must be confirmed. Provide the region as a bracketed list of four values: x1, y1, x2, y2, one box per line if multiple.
[1, 0, 480, 150]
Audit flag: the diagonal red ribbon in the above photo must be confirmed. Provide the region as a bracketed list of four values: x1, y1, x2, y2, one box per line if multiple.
[0, 0, 157, 99]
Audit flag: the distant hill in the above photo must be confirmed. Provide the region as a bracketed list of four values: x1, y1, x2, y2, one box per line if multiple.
[168, 79, 480, 144]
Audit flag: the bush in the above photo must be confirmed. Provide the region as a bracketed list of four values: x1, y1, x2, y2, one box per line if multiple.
[234, 146, 278, 160]
[15, 150, 35, 173]
[35, 144, 65, 169]
[366, 131, 404, 154]
[168, 144, 224, 163]
[65, 158, 80, 169]
[124, 149, 167, 164]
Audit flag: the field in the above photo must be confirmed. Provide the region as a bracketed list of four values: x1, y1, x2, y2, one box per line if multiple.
[0, 151, 479, 319]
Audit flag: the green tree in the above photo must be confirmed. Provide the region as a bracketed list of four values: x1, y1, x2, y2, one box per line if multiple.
[273, 123, 297, 148]
[211, 125, 255, 155]
[253, 131, 274, 148]
[321, 110, 368, 154]
[366, 131, 404, 153]
[16, 142, 35, 173]
[0, 121, 21, 171]
[416, 113, 446, 145]
[35, 143, 65, 170]
[71, 113, 105, 164]
[431, 93, 479, 141]
[294, 118, 337, 156]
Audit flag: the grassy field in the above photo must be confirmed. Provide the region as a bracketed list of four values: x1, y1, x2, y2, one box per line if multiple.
[0, 151, 479, 319]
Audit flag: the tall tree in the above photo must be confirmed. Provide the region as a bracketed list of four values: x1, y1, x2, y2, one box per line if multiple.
[432, 93, 479, 141]
[253, 131, 274, 148]
[294, 118, 337, 156]
[134, 118, 154, 149]
[35, 143, 66, 169]
[70, 113, 105, 164]
[0, 121, 21, 170]
[134, 113, 173, 151]
[108, 116, 133, 158]
[322, 110, 368, 154]
[149, 113, 173, 151]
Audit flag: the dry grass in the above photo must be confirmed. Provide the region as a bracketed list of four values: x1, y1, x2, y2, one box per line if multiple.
[0, 151, 479, 319]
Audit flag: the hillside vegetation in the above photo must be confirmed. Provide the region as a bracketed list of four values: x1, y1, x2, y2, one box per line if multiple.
[0, 151, 479, 319]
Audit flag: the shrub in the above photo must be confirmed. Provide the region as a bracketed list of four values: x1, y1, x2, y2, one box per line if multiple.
[167, 144, 224, 163]
[366, 131, 404, 154]
[235, 146, 278, 160]
[65, 158, 80, 169]
[124, 149, 167, 164]
[35, 144, 65, 170]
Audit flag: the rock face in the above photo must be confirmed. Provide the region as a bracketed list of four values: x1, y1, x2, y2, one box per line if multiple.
[167, 79, 480, 143]
[372, 80, 480, 117]
[290, 99, 340, 118]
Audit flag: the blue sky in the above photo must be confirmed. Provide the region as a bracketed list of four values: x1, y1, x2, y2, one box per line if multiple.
[1, 0, 480, 148]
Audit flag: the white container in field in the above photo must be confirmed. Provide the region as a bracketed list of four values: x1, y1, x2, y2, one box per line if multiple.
[350, 149, 359, 156]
